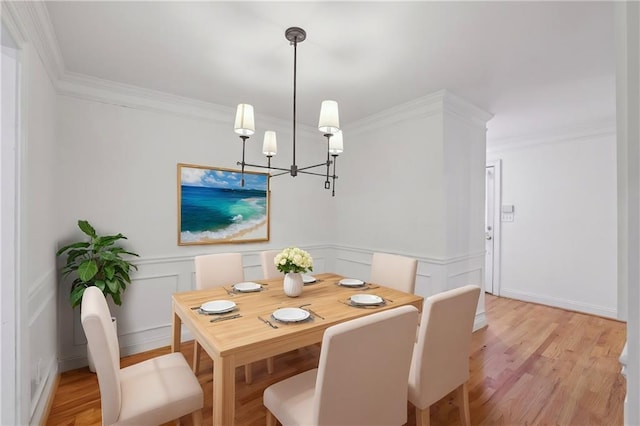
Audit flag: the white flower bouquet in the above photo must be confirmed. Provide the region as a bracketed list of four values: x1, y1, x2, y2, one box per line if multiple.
[274, 247, 313, 274]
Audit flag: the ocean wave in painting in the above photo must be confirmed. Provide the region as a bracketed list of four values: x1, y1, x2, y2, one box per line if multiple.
[180, 185, 267, 242]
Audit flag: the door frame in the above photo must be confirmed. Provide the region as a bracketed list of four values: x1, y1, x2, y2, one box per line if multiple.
[486, 159, 502, 296]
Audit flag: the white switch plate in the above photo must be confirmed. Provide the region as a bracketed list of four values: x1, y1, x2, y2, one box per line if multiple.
[502, 213, 514, 222]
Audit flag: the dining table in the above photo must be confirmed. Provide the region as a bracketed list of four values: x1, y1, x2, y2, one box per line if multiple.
[171, 272, 424, 426]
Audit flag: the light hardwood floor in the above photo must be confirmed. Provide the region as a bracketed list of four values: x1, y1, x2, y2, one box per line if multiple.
[47, 294, 626, 425]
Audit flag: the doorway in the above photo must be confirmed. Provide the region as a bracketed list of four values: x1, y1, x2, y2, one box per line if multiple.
[485, 160, 501, 295]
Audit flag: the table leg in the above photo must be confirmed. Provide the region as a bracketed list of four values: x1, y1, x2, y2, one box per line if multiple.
[172, 310, 181, 353]
[213, 354, 236, 426]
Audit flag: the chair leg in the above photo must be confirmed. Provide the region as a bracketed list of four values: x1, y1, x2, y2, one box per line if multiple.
[192, 341, 201, 374]
[244, 363, 253, 384]
[266, 409, 277, 426]
[267, 356, 274, 374]
[415, 406, 430, 426]
[192, 408, 203, 426]
[455, 382, 471, 426]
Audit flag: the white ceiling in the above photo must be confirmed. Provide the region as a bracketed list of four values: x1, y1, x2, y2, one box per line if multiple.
[45, 1, 615, 142]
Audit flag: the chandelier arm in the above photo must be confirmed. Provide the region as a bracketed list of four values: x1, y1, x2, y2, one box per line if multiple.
[237, 161, 290, 174]
[296, 161, 331, 172]
[271, 170, 291, 177]
[297, 170, 338, 178]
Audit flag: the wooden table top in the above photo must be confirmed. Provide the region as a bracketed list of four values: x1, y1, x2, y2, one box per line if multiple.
[172, 272, 423, 360]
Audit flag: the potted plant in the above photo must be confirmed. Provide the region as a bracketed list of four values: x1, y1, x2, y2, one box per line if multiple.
[57, 220, 139, 371]
[56, 219, 139, 308]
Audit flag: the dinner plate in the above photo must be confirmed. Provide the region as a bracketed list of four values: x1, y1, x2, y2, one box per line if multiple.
[200, 300, 236, 314]
[302, 274, 316, 284]
[233, 282, 262, 292]
[350, 294, 384, 306]
[339, 278, 365, 287]
[272, 307, 311, 323]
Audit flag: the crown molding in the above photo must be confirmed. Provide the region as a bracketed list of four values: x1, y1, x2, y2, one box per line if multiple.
[345, 89, 493, 136]
[487, 118, 616, 153]
[58, 72, 235, 125]
[441, 90, 494, 127]
[56, 71, 320, 139]
[2, 1, 64, 84]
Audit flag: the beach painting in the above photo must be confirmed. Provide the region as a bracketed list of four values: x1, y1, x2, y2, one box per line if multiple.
[178, 164, 270, 245]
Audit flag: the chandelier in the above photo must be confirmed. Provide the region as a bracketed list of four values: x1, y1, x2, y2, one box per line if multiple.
[233, 27, 343, 196]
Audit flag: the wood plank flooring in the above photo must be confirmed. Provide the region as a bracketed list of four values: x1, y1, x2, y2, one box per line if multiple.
[46, 294, 626, 425]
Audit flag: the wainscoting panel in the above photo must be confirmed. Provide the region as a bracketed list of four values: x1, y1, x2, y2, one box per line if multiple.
[27, 267, 59, 423]
[58, 245, 331, 371]
[330, 246, 487, 330]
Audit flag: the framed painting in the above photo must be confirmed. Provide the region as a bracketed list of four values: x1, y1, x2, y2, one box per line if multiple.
[177, 163, 270, 245]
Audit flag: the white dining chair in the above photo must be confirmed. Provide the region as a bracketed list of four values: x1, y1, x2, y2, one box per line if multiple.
[370, 252, 418, 294]
[264, 305, 419, 426]
[81, 286, 203, 426]
[408, 285, 481, 426]
[193, 252, 271, 383]
[260, 249, 283, 280]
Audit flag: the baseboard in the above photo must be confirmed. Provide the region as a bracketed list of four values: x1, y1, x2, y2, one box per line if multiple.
[499, 288, 618, 319]
[473, 311, 487, 331]
[38, 373, 59, 426]
[32, 365, 59, 426]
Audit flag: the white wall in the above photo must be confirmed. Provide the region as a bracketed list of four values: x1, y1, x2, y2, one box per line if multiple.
[1, 21, 19, 426]
[487, 129, 618, 318]
[54, 90, 336, 369]
[334, 92, 490, 328]
[22, 44, 59, 425]
[616, 2, 640, 422]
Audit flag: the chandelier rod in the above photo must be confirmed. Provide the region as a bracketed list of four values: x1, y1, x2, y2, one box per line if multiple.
[292, 34, 298, 173]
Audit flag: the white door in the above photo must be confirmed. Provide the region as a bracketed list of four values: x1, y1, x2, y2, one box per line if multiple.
[485, 166, 495, 294]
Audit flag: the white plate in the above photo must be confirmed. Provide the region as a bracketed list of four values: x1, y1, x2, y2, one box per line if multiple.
[350, 294, 384, 306]
[272, 307, 311, 323]
[200, 300, 236, 313]
[233, 282, 262, 292]
[302, 274, 316, 284]
[339, 278, 365, 287]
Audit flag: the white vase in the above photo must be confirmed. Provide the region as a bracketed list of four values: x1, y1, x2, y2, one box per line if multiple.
[88, 316, 117, 373]
[283, 272, 304, 297]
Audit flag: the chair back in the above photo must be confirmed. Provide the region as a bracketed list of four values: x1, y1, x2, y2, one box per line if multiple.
[370, 252, 418, 294]
[313, 305, 419, 425]
[194, 252, 244, 289]
[260, 250, 283, 280]
[409, 285, 481, 408]
[81, 287, 122, 426]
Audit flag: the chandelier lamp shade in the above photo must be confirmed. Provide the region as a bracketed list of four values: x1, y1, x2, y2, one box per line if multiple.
[234, 26, 343, 196]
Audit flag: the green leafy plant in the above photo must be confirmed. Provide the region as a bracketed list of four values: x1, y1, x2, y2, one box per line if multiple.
[56, 220, 139, 308]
